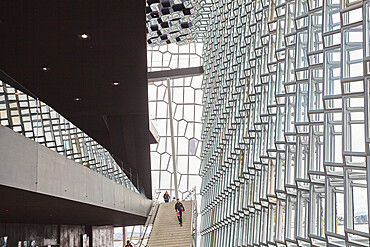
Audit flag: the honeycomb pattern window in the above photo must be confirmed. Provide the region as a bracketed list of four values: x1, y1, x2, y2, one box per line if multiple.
[147, 42, 204, 200]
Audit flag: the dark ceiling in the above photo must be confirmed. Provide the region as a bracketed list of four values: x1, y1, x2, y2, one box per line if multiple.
[0, 1, 152, 198]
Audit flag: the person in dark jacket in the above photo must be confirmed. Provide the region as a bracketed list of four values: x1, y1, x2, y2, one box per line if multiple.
[175, 199, 185, 226]
[125, 240, 133, 247]
[163, 191, 170, 203]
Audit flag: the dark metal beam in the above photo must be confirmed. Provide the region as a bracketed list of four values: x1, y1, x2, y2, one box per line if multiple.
[147, 66, 204, 82]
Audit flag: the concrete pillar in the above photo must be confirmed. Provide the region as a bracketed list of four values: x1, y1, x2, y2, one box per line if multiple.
[92, 226, 113, 247]
[122, 227, 126, 246]
[85, 225, 92, 247]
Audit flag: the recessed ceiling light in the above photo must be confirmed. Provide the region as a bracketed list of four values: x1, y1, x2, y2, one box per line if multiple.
[112, 81, 120, 86]
[75, 97, 81, 101]
[41, 67, 50, 71]
[80, 33, 89, 39]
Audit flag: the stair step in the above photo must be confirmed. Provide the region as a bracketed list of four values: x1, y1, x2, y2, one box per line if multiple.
[147, 201, 193, 247]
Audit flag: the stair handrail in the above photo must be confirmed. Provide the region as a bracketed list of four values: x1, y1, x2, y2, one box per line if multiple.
[188, 186, 198, 247]
[136, 190, 161, 247]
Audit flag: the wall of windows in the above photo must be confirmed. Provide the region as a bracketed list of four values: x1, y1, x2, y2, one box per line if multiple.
[0, 81, 137, 192]
[199, 0, 370, 246]
[119, 42, 204, 247]
[147, 43, 204, 200]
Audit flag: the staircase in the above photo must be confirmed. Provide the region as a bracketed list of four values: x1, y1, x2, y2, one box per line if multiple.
[147, 201, 193, 247]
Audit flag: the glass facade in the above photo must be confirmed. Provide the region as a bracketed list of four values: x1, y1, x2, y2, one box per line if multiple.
[199, 0, 370, 246]
[0, 81, 138, 192]
[147, 43, 204, 199]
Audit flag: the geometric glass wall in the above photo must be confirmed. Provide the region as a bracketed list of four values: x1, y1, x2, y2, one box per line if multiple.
[118, 42, 204, 247]
[0, 81, 138, 192]
[145, 0, 203, 46]
[147, 43, 204, 200]
[199, 0, 370, 246]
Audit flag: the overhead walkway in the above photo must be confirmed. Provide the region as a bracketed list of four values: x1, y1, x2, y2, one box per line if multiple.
[147, 201, 193, 247]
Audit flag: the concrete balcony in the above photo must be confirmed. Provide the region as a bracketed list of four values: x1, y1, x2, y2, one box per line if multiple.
[0, 124, 152, 226]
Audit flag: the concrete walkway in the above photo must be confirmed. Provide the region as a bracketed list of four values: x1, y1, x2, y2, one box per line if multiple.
[147, 201, 193, 247]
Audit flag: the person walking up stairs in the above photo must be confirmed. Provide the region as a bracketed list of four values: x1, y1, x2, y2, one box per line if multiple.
[147, 200, 193, 247]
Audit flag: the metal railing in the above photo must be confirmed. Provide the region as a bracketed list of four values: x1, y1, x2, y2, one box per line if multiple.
[0, 80, 138, 192]
[131, 190, 162, 247]
[190, 187, 198, 247]
[183, 186, 198, 247]
[130, 188, 198, 247]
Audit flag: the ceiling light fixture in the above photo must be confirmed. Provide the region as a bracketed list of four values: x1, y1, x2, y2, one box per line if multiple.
[112, 81, 120, 86]
[41, 67, 50, 71]
[80, 33, 89, 39]
[75, 97, 81, 101]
